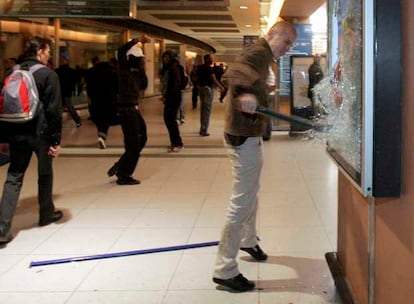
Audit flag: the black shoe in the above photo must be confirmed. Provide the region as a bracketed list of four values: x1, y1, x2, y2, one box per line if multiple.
[39, 210, 63, 227]
[199, 132, 210, 136]
[107, 163, 119, 177]
[213, 274, 255, 292]
[0, 225, 12, 244]
[76, 122, 82, 128]
[116, 176, 140, 185]
[240, 245, 268, 261]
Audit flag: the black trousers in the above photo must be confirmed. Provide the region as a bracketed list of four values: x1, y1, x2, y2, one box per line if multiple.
[163, 91, 183, 147]
[192, 85, 199, 108]
[0, 137, 55, 229]
[117, 107, 147, 178]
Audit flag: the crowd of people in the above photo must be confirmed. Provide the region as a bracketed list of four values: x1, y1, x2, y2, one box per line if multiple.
[0, 20, 299, 293]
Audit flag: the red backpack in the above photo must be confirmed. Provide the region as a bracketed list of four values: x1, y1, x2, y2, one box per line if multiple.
[0, 64, 45, 123]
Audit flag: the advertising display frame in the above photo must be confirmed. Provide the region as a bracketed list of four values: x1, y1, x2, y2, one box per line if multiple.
[326, 0, 401, 197]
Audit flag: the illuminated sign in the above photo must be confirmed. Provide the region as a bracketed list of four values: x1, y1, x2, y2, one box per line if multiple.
[0, 0, 136, 18]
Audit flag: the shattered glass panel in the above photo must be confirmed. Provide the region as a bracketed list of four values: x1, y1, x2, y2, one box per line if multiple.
[314, 0, 363, 173]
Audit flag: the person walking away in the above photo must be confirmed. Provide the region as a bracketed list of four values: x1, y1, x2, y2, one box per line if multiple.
[196, 54, 224, 136]
[85, 56, 100, 120]
[0, 37, 64, 243]
[214, 63, 226, 103]
[160, 50, 184, 152]
[190, 64, 198, 109]
[307, 54, 324, 117]
[176, 62, 188, 124]
[212, 21, 297, 292]
[107, 35, 149, 185]
[90, 58, 119, 149]
[262, 64, 277, 141]
[55, 57, 81, 127]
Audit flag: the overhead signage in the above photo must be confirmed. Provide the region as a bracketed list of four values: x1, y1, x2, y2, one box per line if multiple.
[0, 0, 136, 18]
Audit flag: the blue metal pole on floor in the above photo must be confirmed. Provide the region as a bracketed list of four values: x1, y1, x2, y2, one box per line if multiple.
[29, 241, 219, 267]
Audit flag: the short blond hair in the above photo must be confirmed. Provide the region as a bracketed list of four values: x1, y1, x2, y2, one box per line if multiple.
[267, 20, 297, 38]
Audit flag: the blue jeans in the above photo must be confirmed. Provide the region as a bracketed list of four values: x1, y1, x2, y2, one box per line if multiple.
[199, 86, 214, 134]
[214, 137, 263, 279]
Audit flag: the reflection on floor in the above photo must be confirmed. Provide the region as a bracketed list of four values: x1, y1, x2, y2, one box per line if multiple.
[0, 91, 342, 303]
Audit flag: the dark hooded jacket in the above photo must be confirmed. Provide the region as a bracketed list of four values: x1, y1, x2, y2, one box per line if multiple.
[117, 40, 148, 106]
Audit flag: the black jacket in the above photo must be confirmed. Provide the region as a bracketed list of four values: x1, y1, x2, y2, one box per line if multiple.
[117, 40, 148, 106]
[0, 57, 62, 146]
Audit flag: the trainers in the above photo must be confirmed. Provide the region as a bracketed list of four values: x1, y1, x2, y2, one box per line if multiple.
[76, 122, 82, 128]
[98, 137, 106, 149]
[213, 273, 255, 292]
[168, 145, 183, 152]
[116, 176, 140, 185]
[240, 245, 268, 261]
[180, 119, 185, 124]
[0, 225, 12, 244]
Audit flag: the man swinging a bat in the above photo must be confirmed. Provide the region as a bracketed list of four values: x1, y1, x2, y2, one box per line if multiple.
[212, 20, 297, 292]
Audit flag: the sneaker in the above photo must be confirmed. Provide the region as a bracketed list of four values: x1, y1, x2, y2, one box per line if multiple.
[0, 225, 12, 244]
[116, 176, 140, 185]
[98, 137, 106, 149]
[213, 273, 255, 292]
[240, 245, 268, 261]
[76, 122, 82, 128]
[180, 119, 185, 124]
[168, 145, 183, 153]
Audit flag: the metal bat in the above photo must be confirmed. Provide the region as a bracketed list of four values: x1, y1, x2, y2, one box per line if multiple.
[255, 105, 330, 132]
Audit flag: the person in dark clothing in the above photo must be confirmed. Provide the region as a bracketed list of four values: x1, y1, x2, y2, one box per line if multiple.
[107, 35, 150, 185]
[85, 56, 100, 120]
[0, 37, 64, 243]
[161, 50, 184, 152]
[214, 63, 227, 103]
[90, 58, 119, 149]
[55, 57, 81, 127]
[190, 64, 198, 109]
[196, 54, 225, 136]
[307, 54, 324, 116]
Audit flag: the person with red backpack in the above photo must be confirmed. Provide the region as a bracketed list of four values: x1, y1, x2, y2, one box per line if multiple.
[0, 37, 64, 243]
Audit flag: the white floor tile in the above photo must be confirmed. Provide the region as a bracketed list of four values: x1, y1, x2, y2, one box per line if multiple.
[0, 92, 341, 303]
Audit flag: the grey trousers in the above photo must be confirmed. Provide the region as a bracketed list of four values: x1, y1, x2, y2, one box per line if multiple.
[214, 137, 263, 279]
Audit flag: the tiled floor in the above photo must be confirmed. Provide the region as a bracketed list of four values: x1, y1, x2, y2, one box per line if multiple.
[0, 91, 342, 303]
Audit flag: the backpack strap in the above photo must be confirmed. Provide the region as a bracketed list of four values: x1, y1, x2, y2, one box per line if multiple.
[28, 63, 46, 74]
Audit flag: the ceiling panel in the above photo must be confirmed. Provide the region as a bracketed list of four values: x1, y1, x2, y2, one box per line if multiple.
[136, 0, 326, 58]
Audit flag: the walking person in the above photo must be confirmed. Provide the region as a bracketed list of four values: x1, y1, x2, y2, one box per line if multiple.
[90, 58, 119, 149]
[55, 57, 82, 127]
[190, 64, 198, 109]
[107, 35, 150, 185]
[196, 54, 224, 136]
[308, 54, 324, 117]
[0, 37, 64, 243]
[212, 21, 297, 292]
[160, 50, 184, 152]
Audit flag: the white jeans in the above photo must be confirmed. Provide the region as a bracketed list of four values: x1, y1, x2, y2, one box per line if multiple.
[214, 136, 263, 279]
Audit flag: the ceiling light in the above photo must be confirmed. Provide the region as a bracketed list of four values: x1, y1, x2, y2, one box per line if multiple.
[267, 0, 285, 31]
[240, 6, 248, 9]
[245, 24, 252, 28]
